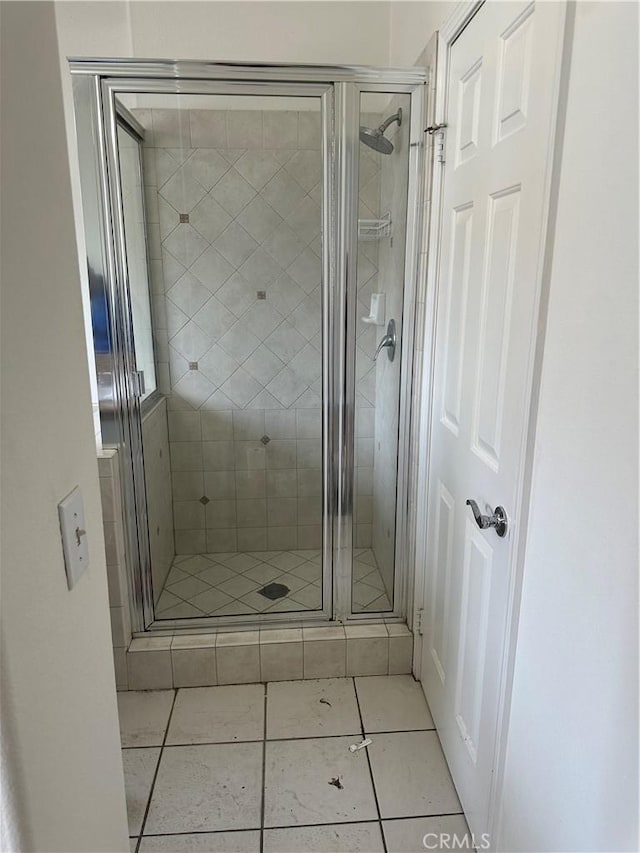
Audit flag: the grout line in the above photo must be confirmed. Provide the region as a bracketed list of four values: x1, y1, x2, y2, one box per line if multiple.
[135, 812, 466, 840]
[353, 677, 387, 853]
[140, 827, 261, 840]
[264, 812, 466, 831]
[136, 688, 179, 850]
[121, 725, 436, 750]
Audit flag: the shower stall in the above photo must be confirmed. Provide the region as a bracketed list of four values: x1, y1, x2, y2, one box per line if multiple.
[72, 60, 425, 632]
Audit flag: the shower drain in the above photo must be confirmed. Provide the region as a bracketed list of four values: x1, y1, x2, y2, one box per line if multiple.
[258, 582, 290, 601]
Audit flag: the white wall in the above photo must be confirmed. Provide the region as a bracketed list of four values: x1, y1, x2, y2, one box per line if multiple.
[499, 3, 639, 850]
[128, 1, 390, 64]
[0, 3, 129, 850]
[56, 1, 392, 67]
[389, 1, 454, 66]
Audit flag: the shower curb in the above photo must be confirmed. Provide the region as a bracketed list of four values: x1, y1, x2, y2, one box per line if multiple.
[121, 623, 413, 690]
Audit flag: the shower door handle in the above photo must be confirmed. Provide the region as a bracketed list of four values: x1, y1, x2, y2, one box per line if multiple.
[466, 499, 508, 537]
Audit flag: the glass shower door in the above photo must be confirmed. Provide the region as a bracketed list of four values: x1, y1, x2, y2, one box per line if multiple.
[349, 89, 412, 616]
[107, 84, 334, 624]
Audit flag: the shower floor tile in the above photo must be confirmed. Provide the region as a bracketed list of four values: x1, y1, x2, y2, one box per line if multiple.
[122, 677, 468, 851]
[155, 548, 390, 619]
[352, 550, 392, 612]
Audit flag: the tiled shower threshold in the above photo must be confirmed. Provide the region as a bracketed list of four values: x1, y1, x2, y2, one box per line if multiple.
[123, 623, 414, 691]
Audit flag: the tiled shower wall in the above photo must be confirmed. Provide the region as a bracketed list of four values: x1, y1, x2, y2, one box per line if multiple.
[135, 107, 381, 554]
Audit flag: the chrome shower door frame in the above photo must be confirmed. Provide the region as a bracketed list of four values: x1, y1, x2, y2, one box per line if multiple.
[101, 75, 336, 631]
[70, 60, 426, 632]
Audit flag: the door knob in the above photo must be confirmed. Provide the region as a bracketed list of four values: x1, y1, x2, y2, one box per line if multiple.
[466, 499, 508, 537]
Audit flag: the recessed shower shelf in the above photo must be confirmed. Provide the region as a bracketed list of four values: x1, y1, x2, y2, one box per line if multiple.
[358, 211, 391, 241]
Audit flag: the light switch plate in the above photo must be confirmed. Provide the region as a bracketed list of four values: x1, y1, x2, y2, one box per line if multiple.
[58, 486, 89, 589]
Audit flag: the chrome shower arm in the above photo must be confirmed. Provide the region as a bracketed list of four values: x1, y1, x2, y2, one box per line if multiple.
[378, 108, 403, 134]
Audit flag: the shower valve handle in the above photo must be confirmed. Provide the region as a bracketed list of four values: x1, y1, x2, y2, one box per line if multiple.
[373, 319, 396, 363]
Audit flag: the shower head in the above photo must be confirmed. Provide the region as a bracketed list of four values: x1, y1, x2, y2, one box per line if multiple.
[359, 107, 402, 154]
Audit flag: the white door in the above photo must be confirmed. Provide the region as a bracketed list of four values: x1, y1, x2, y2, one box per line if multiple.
[420, 0, 565, 837]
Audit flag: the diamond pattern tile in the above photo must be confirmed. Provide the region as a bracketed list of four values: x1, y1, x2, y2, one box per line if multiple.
[216, 272, 257, 318]
[237, 195, 283, 243]
[189, 246, 235, 293]
[192, 295, 237, 342]
[234, 150, 281, 191]
[289, 296, 321, 341]
[266, 366, 308, 408]
[239, 247, 282, 289]
[167, 271, 211, 317]
[220, 367, 262, 408]
[289, 343, 322, 385]
[187, 149, 230, 190]
[210, 168, 257, 217]
[241, 301, 284, 342]
[154, 550, 327, 618]
[268, 272, 306, 317]
[264, 319, 306, 362]
[287, 248, 322, 293]
[285, 196, 321, 245]
[218, 322, 261, 363]
[171, 370, 215, 409]
[158, 196, 180, 239]
[198, 344, 239, 388]
[159, 165, 207, 213]
[164, 147, 193, 166]
[154, 148, 181, 186]
[189, 194, 233, 244]
[170, 320, 214, 363]
[163, 224, 209, 268]
[214, 222, 259, 268]
[283, 150, 322, 192]
[261, 170, 306, 218]
[161, 250, 186, 289]
[262, 222, 306, 269]
[242, 344, 285, 387]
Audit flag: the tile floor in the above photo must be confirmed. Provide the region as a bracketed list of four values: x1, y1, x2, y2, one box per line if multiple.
[155, 549, 390, 619]
[119, 675, 470, 852]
